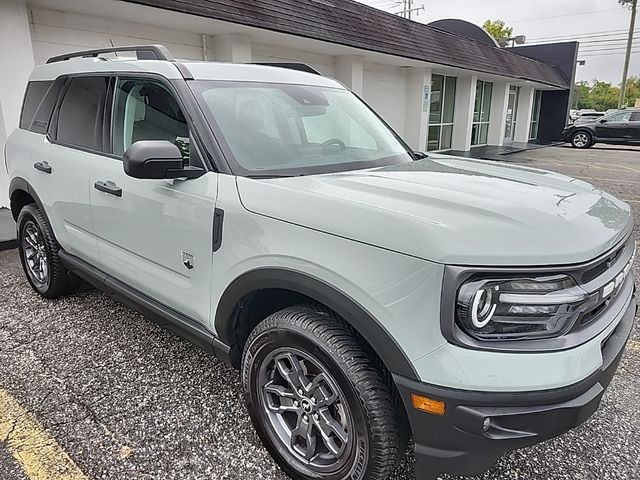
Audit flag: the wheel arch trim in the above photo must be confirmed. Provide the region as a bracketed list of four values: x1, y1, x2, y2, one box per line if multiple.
[9, 177, 50, 224]
[214, 267, 420, 380]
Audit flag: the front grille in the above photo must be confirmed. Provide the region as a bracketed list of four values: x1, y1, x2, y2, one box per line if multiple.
[581, 243, 626, 284]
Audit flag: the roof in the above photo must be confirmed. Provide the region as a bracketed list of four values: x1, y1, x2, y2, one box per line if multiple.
[30, 56, 342, 88]
[122, 0, 570, 88]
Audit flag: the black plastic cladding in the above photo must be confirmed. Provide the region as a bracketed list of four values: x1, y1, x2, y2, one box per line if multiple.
[441, 233, 636, 353]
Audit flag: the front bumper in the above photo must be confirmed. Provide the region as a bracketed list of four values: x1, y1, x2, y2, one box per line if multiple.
[394, 294, 636, 480]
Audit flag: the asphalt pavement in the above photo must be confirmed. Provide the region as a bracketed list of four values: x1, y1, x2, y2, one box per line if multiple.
[0, 143, 639, 480]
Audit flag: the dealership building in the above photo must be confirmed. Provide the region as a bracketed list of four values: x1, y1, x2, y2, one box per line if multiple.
[0, 0, 578, 207]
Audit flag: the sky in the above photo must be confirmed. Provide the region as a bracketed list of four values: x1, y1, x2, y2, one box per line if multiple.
[356, 0, 639, 84]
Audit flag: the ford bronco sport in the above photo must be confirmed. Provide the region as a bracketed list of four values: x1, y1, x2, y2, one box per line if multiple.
[5, 45, 637, 480]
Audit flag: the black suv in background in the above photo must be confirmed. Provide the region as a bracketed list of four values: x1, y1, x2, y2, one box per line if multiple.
[563, 109, 640, 148]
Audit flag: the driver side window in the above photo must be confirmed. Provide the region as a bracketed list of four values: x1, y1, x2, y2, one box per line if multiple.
[112, 78, 191, 162]
[607, 111, 632, 122]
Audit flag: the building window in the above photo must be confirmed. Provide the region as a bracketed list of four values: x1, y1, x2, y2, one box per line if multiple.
[529, 90, 542, 140]
[471, 80, 492, 146]
[427, 74, 456, 151]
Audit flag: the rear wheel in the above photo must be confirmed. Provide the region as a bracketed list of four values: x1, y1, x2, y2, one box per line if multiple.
[17, 204, 76, 298]
[571, 131, 592, 149]
[242, 304, 402, 480]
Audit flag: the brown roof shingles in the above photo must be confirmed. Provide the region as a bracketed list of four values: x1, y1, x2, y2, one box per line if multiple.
[124, 0, 569, 88]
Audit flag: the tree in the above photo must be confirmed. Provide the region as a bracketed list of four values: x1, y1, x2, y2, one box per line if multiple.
[589, 81, 619, 110]
[482, 19, 513, 45]
[623, 75, 640, 106]
[572, 81, 591, 109]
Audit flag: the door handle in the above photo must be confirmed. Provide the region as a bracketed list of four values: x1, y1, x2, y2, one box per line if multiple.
[94, 180, 122, 197]
[33, 161, 52, 174]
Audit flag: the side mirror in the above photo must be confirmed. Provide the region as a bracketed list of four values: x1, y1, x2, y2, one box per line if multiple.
[123, 140, 203, 179]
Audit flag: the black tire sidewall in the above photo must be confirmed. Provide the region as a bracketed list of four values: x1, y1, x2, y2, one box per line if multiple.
[17, 204, 69, 297]
[243, 326, 371, 480]
[17, 205, 51, 294]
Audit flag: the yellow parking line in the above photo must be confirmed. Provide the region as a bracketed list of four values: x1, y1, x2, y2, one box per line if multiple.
[0, 388, 88, 480]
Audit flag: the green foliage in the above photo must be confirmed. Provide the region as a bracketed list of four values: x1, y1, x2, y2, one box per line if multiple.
[482, 19, 513, 44]
[572, 76, 640, 110]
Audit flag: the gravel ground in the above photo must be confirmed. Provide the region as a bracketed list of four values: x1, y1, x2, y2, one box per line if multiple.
[0, 143, 639, 480]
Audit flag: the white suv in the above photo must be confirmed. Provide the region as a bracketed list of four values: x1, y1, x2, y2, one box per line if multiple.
[5, 45, 637, 480]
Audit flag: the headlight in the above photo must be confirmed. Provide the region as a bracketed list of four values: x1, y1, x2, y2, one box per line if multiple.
[456, 274, 594, 341]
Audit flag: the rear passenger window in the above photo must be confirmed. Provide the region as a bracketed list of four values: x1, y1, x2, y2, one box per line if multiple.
[56, 77, 108, 151]
[111, 78, 190, 160]
[20, 81, 53, 130]
[631, 112, 640, 121]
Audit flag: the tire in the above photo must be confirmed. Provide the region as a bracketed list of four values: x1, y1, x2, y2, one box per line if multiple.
[17, 204, 76, 298]
[242, 304, 402, 480]
[570, 131, 592, 149]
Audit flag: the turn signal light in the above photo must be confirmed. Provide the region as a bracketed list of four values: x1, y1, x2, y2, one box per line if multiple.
[411, 394, 446, 416]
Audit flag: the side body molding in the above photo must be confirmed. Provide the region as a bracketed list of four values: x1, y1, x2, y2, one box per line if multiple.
[215, 268, 420, 380]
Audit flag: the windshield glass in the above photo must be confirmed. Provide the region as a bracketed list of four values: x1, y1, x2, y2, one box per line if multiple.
[190, 81, 413, 176]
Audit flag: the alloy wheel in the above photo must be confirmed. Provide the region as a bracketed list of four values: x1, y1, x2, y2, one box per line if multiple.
[573, 133, 589, 148]
[258, 348, 353, 472]
[22, 220, 49, 286]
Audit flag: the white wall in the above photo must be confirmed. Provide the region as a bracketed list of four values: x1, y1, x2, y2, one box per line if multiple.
[252, 44, 335, 77]
[29, 7, 205, 64]
[0, 0, 35, 208]
[362, 63, 408, 137]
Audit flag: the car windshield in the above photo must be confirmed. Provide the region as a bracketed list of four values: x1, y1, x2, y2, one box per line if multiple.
[190, 80, 413, 176]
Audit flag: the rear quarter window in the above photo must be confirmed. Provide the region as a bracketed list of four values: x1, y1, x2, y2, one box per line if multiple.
[19, 81, 53, 130]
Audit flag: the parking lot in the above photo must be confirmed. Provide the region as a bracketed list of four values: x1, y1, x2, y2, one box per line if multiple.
[0, 143, 639, 480]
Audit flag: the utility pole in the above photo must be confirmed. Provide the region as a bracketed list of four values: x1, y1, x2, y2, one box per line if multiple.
[619, 0, 638, 108]
[396, 0, 424, 19]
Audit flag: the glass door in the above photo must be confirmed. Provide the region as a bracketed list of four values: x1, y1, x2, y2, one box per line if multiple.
[529, 90, 542, 140]
[504, 85, 520, 142]
[427, 74, 457, 151]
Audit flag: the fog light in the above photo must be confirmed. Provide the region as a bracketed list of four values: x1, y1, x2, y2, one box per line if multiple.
[483, 417, 491, 432]
[411, 394, 446, 416]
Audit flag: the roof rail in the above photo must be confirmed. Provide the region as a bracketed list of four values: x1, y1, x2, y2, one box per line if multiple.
[254, 63, 323, 76]
[46, 45, 175, 64]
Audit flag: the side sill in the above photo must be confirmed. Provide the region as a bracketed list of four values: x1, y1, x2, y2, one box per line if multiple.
[58, 249, 233, 364]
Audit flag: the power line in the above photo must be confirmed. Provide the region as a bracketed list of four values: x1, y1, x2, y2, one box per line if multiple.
[506, 7, 622, 24]
[528, 28, 640, 42]
[581, 50, 640, 57]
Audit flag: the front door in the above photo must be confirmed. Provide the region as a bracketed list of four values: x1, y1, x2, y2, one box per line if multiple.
[595, 111, 633, 141]
[504, 86, 520, 142]
[89, 76, 217, 325]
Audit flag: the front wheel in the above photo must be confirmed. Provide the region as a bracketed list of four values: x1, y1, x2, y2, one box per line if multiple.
[571, 131, 593, 149]
[242, 304, 402, 480]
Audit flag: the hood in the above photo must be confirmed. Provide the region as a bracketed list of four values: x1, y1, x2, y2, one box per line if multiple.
[236, 155, 632, 266]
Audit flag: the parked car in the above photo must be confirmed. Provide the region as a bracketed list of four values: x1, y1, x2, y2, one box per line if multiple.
[563, 108, 640, 148]
[573, 111, 605, 125]
[6, 45, 636, 480]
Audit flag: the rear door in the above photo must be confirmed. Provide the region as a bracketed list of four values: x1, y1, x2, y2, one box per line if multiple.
[629, 112, 640, 142]
[29, 75, 110, 265]
[88, 75, 216, 324]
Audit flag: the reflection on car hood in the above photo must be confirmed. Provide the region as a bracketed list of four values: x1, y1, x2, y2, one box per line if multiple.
[236, 155, 633, 266]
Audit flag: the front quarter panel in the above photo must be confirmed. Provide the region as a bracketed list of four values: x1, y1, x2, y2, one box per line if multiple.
[210, 175, 446, 369]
